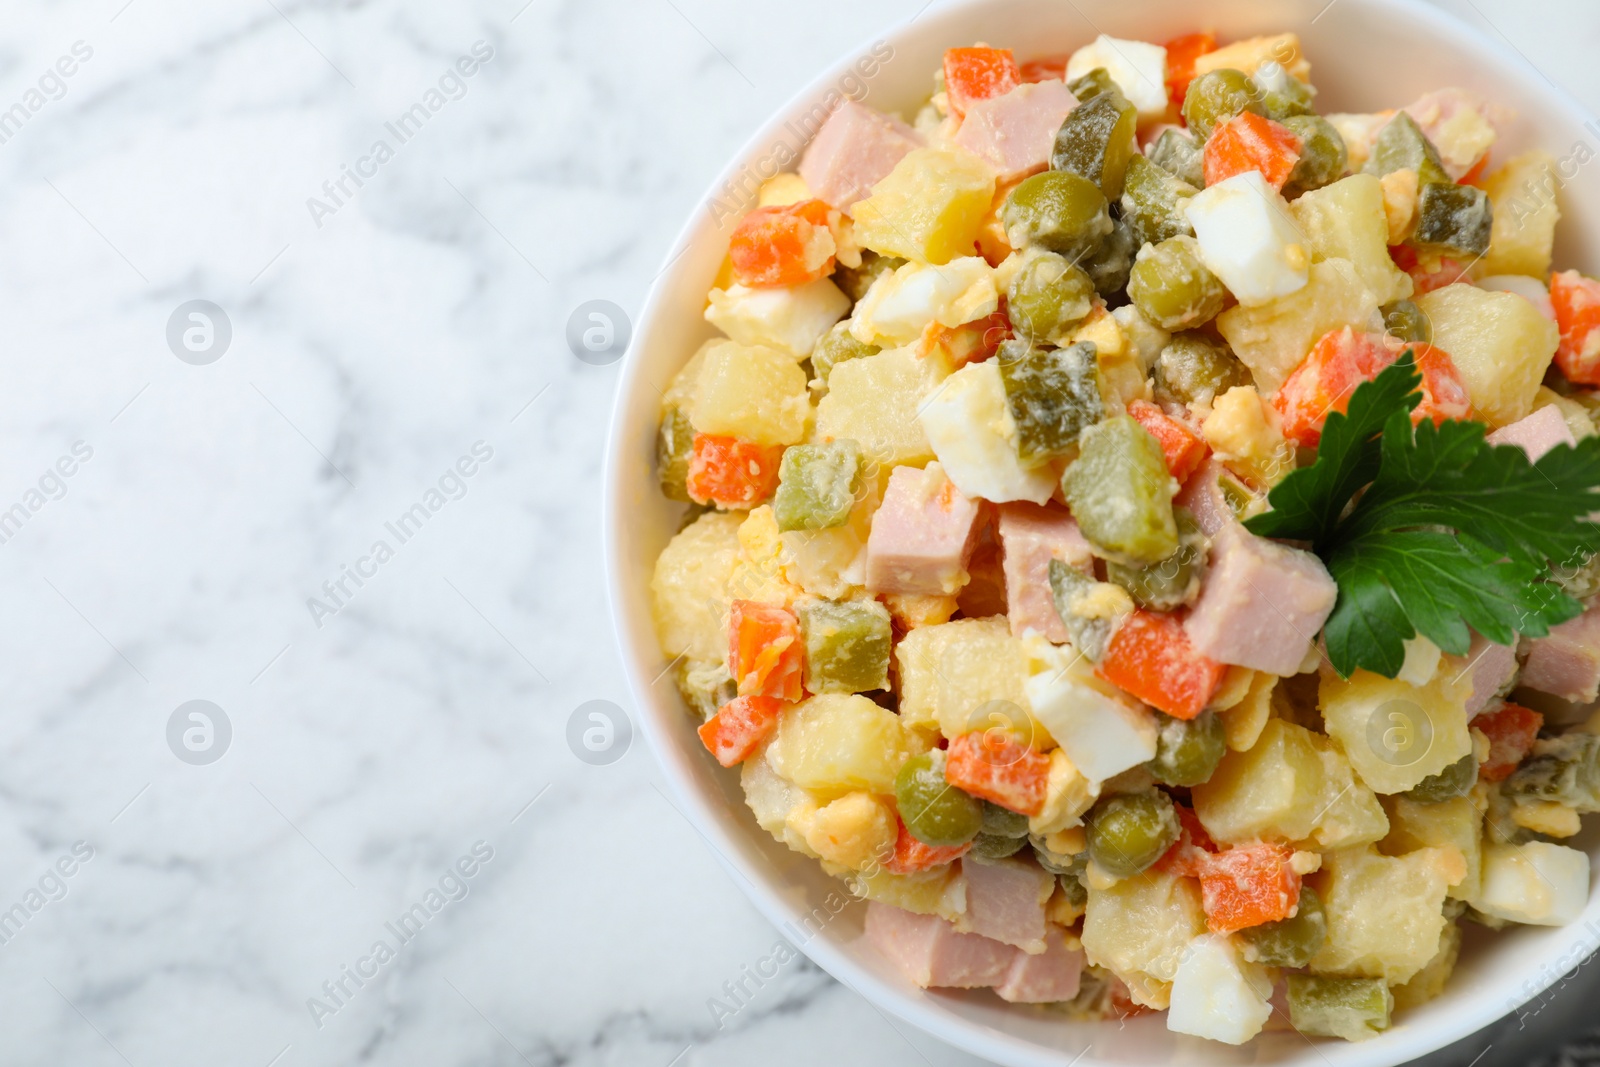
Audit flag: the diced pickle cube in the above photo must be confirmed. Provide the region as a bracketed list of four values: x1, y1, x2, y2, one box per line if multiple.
[1503, 733, 1600, 812]
[1281, 115, 1349, 197]
[1066, 66, 1116, 102]
[1148, 128, 1205, 188]
[1106, 508, 1205, 611]
[1120, 155, 1197, 250]
[1002, 170, 1112, 260]
[1047, 557, 1132, 661]
[798, 598, 892, 694]
[1285, 975, 1392, 1041]
[773, 441, 863, 532]
[1411, 181, 1493, 258]
[657, 405, 696, 503]
[1062, 415, 1178, 565]
[1363, 112, 1450, 187]
[674, 657, 737, 721]
[1050, 89, 1139, 200]
[810, 322, 879, 395]
[999, 340, 1103, 464]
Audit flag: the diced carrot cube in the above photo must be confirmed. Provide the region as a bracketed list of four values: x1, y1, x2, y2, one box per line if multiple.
[1018, 53, 1070, 83]
[727, 600, 803, 700]
[1156, 804, 1217, 877]
[884, 819, 972, 874]
[1390, 244, 1470, 295]
[1475, 702, 1544, 782]
[685, 434, 784, 509]
[1272, 328, 1472, 448]
[1203, 111, 1302, 189]
[915, 308, 1012, 368]
[943, 46, 1021, 119]
[728, 199, 839, 288]
[1551, 270, 1600, 384]
[1128, 400, 1208, 482]
[697, 695, 785, 767]
[1459, 154, 1490, 187]
[1097, 610, 1225, 720]
[1164, 32, 1217, 119]
[1196, 842, 1301, 933]
[944, 731, 1050, 816]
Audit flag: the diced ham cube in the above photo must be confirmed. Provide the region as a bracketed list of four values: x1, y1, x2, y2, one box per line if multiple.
[961, 856, 1052, 952]
[866, 464, 982, 596]
[1174, 457, 1246, 537]
[996, 502, 1093, 641]
[953, 80, 1078, 182]
[865, 903, 1016, 989]
[994, 931, 1084, 1003]
[1184, 523, 1337, 676]
[798, 100, 922, 213]
[1461, 630, 1519, 718]
[1522, 601, 1600, 703]
[1486, 404, 1576, 462]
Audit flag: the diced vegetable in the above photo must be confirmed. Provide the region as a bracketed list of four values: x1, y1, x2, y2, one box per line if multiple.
[1310, 844, 1459, 983]
[1181, 69, 1265, 143]
[1551, 269, 1600, 385]
[852, 148, 997, 265]
[1121, 155, 1197, 249]
[1148, 128, 1205, 188]
[1286, 975, 1392, 1042]
[1098, 610, 1225, 720]
[1019, 53, 1070, 83]
[1502, 732, 1600, 812]
[943, 46, 1020, 119]
[809, 321, 879, 394]
[1196, 842, 1300, 933]
[651, 511, 744, 662]
[766, 693, 922, 794]
[1254, 63, 1316, 122]
[999, 341, 1103, 463]
[1412, 181, 1493, 258]
[773, 440, 862, 531]
[895, 749, 983, 847]
[1002, 170, 1113, 259]
[685, 434, 785, 509]
[1126, 400, 1207, 482]
[1381, 298, 1431, 343]
[1086, 790, 1180, 878]
[698, 695, 785, 767]
[1127, 235, 1227, 330]
[690, 341, 811, 446]
[657, 405, 696, 503]
[1481, 152, 1559, 278]
[1202, 112, 1302, 191]
[1146, 708, 1225, 787]
[1106, 508, 1205, 612]
[1380, 794, 1482, 901]
[1063, 415, 1180, 565]
[814, 346, 941, 468]
[1005, 250, 1096, 344]
[797, 597, 890, 694]
[1415, 282, 1559, 426]
[1288, 174, 1411, 306]
[729, 199, 839, 288]
[1476, 703, 1544, 782]
[1051, 88, 1139, 199]
[945, 730, 1051, 816]
[968, 831, 1027, 860]
[675, 657, 736, 721]
[834, 250, 904, 303]
[1281, 115, 1349, 197]
[1404, 753, 1478, 803]
[1239, 884, 1326, 966]
[1363, 112, 1450, 186]
[1080, 865, 1206, 1008]
[1153, 333, 1249, 407]
[1216, 257, 1382, 393]
[1081, 216, 1136, 296]
[1163, 31, 1216, 118]
[884, 819, 972, 874]
[1318, 668, 1473, 795]
[727, 599, 803, 700]
[1045, 559, 1133, 662]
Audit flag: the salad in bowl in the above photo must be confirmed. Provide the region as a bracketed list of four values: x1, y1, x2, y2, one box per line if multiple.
[643, 23, 1600, 1048]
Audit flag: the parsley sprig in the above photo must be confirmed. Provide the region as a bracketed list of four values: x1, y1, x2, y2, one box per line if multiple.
[1244, 352, 1600, 678]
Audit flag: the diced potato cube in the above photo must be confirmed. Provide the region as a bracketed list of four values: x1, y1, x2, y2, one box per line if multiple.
[766, 693, 923, 795]
[849, 257, 998, 348]
[1167, 933, 1273, 1045]
[1289, 174, 1412, 305]
[780, 488, 875, 600]
[814, 346, 942, 468]
[1379, 794, 1482, 900]
[896, 617, 1033, 739]
[1414, 283, 1559, 427]
[1310, 844, 1460, 984]
[1218, 670, 1275, 751]
[852, 148, 997, 265]
[849, 864, 965, 922]
[1216, 257, 1381, 393]
[1312, 744, 1392, 850]
[1472, 840, 1589, 926]
[1390, 920, 1461, 1012]
[706, 277, 851, 358]
[690, 340, 811, 445]
[650, 511, 744, 662]
[1481, 152, 1560, 279]
[919, 360, 1058, 505]
[1081, 866, 1207, 1009]
[662, 339, 717, 411]
[1318, 667, 1472, 794]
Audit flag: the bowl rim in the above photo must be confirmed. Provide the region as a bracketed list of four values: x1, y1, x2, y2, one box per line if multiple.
[602, 1, 1600, 1063]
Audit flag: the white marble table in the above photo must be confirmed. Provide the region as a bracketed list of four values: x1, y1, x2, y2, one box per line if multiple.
[3, 1, 1599, 1065]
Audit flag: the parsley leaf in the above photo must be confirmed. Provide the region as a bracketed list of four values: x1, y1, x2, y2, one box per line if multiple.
[1244, 353, 1600, 678]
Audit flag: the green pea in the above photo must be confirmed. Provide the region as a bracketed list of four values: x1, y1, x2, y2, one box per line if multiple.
[1380, 299, 1432, 345]
[1006, 250, 1095, 345]
[1086, 790, 1179, 878]
[1281, 115, 1348, 197]
[1107, 508, 1206, 612]
[1502, 732, 1600, 812]
[1255, 68, 1316, 122]
[999, 340, 1103, 464]
[1029, 834, 1080, 875]
[1241, 886, 1328, 968]
[1066, 67, 1117, 102]
[810, 321, 879, 395]
[980, 799, 1031, 838]
[1413, 181, 1493, 258]
[1147, 128, 1205, 188]
[1002, 170, 1113, 259]
[1286, 974, 1393, 1042]
[1363, 112, 1449, 186]
[1153, 332, 1250, 407]
[1128, 236, 1227, 332]
[1082, 216, 1136, 297]
[834, 251, 903, 304]
[1145, 708, 1226, 787]
[1182, 69, 1265, 142]
[657, 405, 695, 503]
[1059, 869, 1088, 907]
[894, 750, 983, 847]
[1405, 752, 1479, 803]
[1051, 90, 1139, 200]
[967, 832, 1028, 861]
[1121, 155, 1197, 250]
[1063, 415, 1180, 565]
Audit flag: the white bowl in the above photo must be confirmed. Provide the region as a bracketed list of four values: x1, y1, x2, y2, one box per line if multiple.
[604, 1, 1600, 1063]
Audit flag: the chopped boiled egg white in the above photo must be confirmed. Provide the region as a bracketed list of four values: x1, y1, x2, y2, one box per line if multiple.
[848, 256, 997, 348]
[1022, 636, 1158, 783]
[1472, 841, 1589, 926]
[1185, 171, 1311, 307]
[917, 360, 1057, 504]
[1167, 934, 1273, 1045]
[1065, 34, 1169, 122]
[1478, 274, 1556, 321]
[705, 276, 850, 358]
